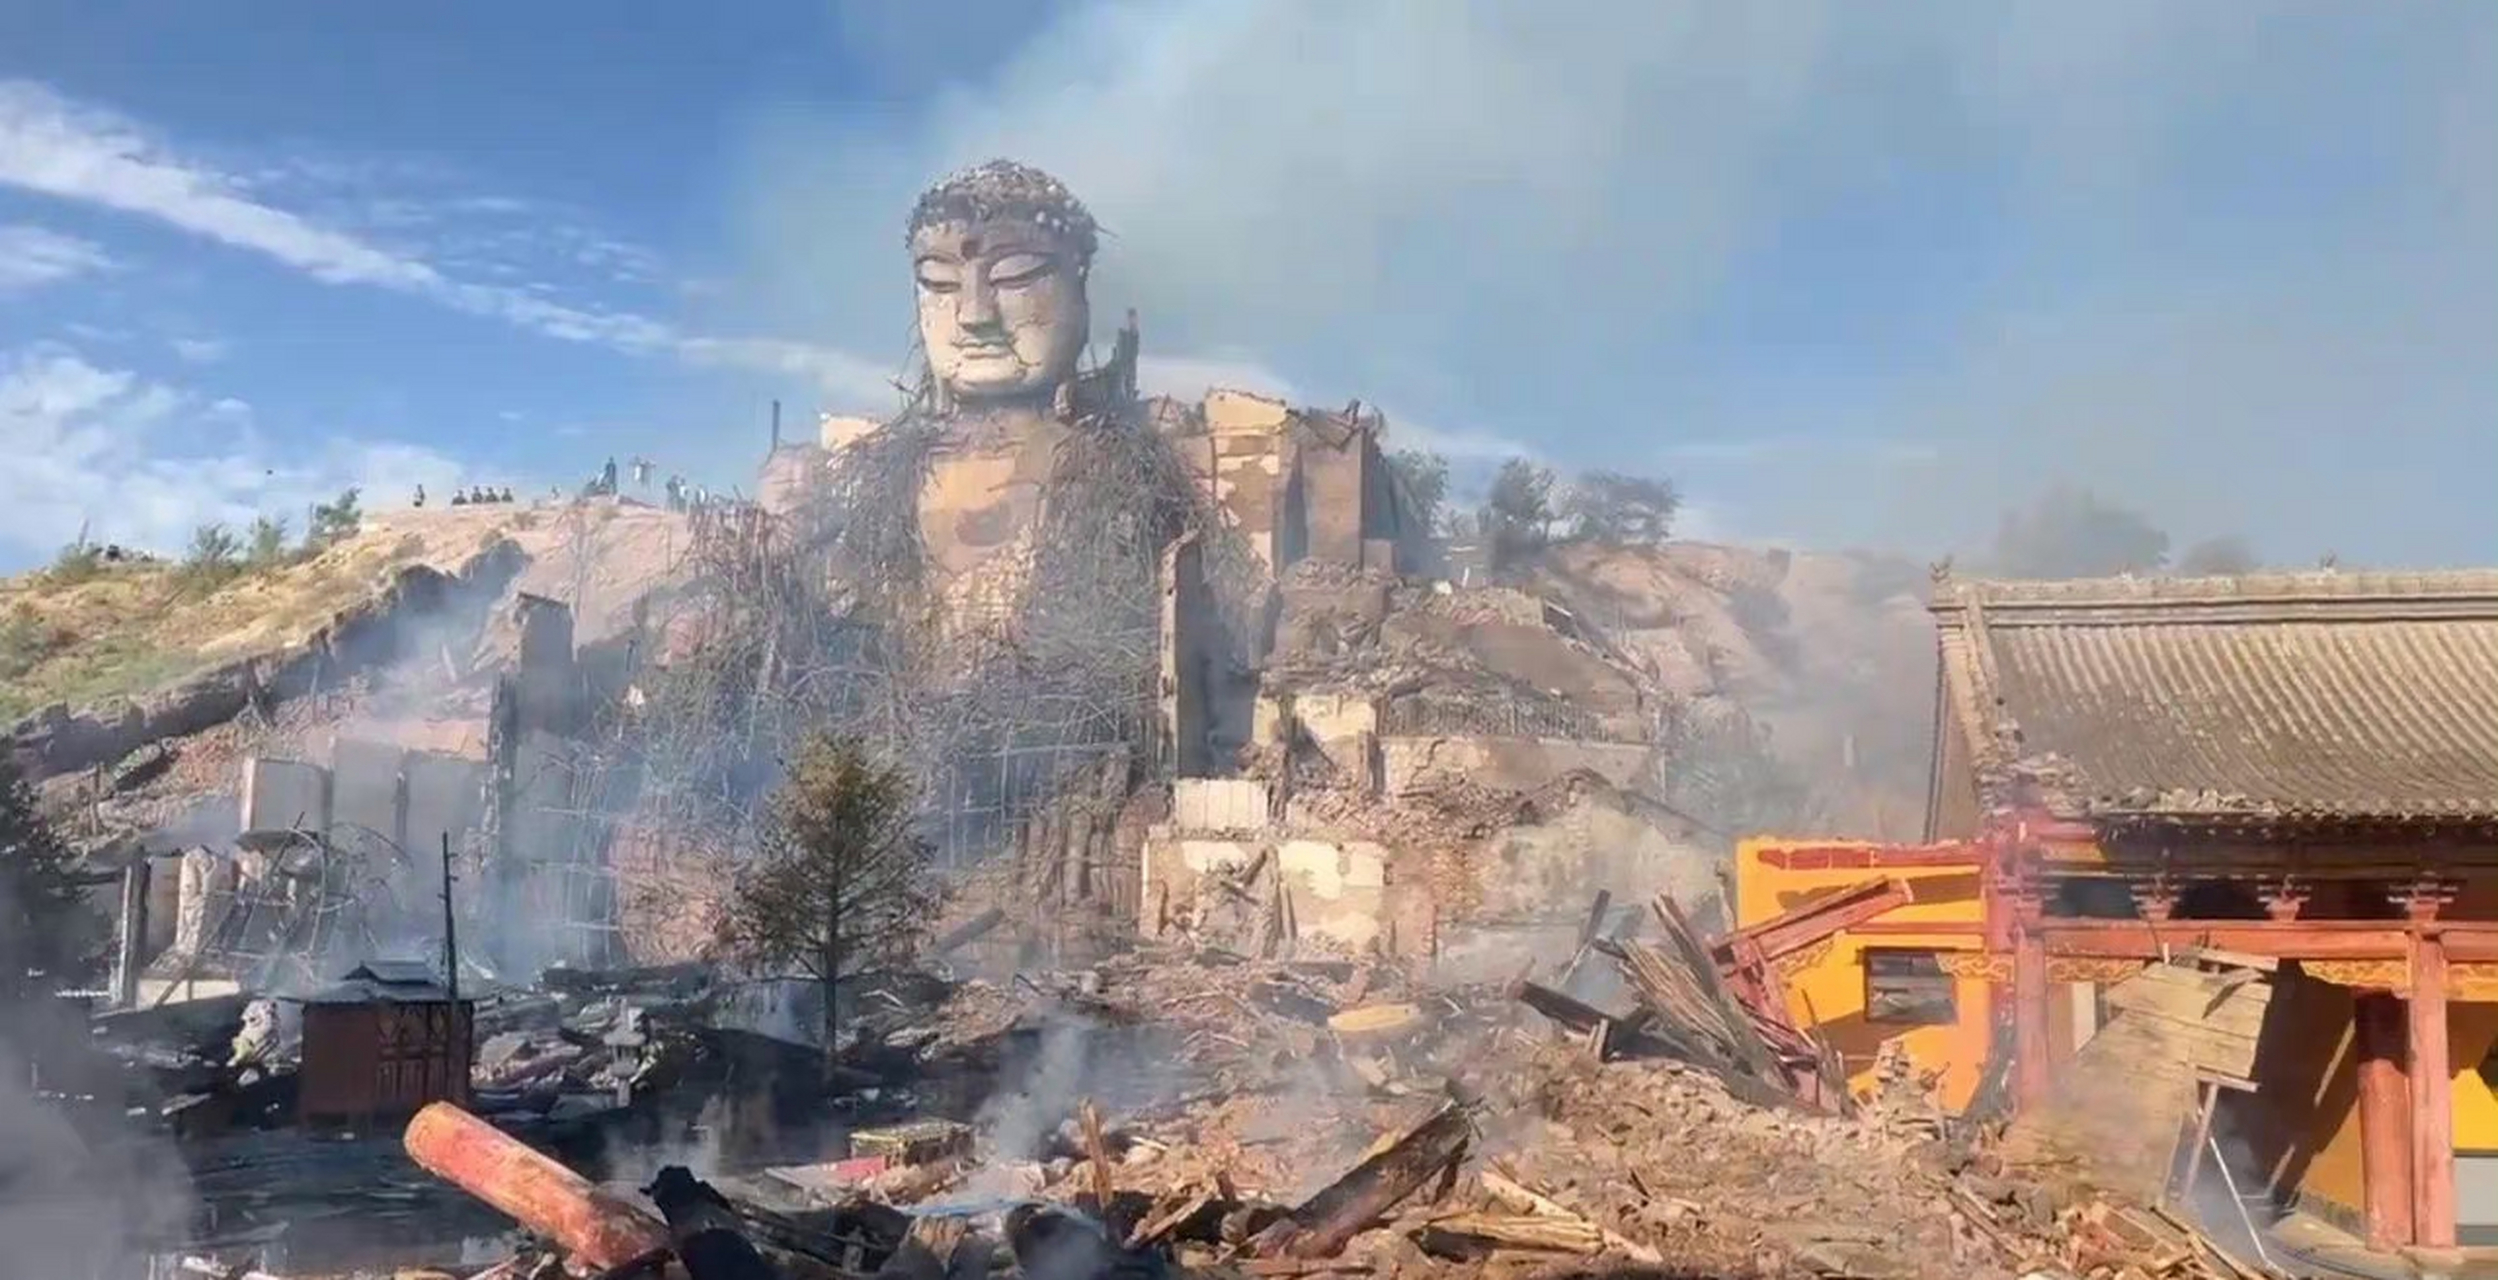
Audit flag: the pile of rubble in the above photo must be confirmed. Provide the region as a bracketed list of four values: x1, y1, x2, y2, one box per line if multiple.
[362, 899, 2280, 1280]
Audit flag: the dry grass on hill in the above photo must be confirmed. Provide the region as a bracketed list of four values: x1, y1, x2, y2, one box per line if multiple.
[0, 507, 533, 724]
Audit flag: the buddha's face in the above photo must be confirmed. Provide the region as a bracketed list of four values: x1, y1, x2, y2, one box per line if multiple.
[912, 219, 1089, 407]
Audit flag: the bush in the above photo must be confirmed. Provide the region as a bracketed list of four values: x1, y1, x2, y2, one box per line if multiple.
[45, 541, 104, 585]
[178, 522, 245, 591]
[0, 606, 72, 683]
[1480, 457, 1556, 568]
[304, 486, 364, 551]
[246, 515, 293, 568]
[1559, 470, 1679, 545]
[1388, 448, 1449, 535]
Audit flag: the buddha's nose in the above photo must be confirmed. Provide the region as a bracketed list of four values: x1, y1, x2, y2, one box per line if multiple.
[957, 274, 1002, 328]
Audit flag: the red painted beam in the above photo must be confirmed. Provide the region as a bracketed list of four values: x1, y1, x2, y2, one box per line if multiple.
[1750, 841, 1990, 871]
[2029, 920, 2498, 962]
[1719, 877, 1915, 963]
[1849, 920, 1986, 937]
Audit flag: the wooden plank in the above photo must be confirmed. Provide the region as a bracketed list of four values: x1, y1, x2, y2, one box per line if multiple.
[2173, 1080, 2220, 1207]
[2102, 1009, 2262, 1055]
[1649, 894, 1786, 1089]
[2114, 961, 2274, 1001]
[2086, 1019, 2261, 1082]
[2113, 962, 2275, 1009]
[2105, 972, 2271, 1037]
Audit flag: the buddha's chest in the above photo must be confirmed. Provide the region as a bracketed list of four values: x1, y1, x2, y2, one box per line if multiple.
[916, 420, 1069, 579]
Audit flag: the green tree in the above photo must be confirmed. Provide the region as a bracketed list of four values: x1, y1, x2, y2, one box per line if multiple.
[1, 754, 99, 1007]
[717, 734, 935, 1069]
[246, 514, 292, 568]
[1558, 469, 1680, 545]
[1480, 457, 1556, 568]
[1989, 485, 2170, 579]
[1387, 448, 1449, 537]
[305, 486, 364, 551]
[179, 522, 245, 590]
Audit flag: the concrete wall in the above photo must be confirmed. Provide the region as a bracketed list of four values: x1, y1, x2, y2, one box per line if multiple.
[1247, 692, 1383, 792]
[290, 738, 489, 859]
[1162, 536, 1259, 777]
[1144, 832, 1402, 954]
[403, 750, 487, 852]
[757, 445, 823, 520]
[1172, 778, 1268, 831]
[1204, 389, 1289, 576]
[1277, 838, 1391, 951]
[330, 737, 407, 854]
[1482, 791, 1723, 933]
[1380, 736, 1650, 797]
[240, 756, 330, 835]
[1297, 425, 1369, 565]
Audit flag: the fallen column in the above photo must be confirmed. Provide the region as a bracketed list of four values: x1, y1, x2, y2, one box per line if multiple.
[404, 1101, 671, 1271]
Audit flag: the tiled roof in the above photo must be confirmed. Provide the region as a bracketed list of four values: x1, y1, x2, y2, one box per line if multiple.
[1930, 569, 2498, 825]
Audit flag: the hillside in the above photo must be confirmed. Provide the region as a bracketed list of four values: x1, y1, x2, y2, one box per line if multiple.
[1534, 541, 1937, 837]
[1, 499, 700, 822]
[1, 498, 1939, 847]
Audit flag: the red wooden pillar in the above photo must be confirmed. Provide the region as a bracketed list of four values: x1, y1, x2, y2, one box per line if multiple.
[2410, 925, 2456, 1249]
[1979, 834, 2013, 1048]
[2012, 874, 2052, 1109]
[2355, 991, 2414, 1249]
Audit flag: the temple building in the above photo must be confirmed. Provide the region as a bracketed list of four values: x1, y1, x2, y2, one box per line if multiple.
[1739, 568, 2498, 1252]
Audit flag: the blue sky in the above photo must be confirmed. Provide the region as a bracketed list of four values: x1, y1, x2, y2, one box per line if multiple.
[1, 1, 2490, 570]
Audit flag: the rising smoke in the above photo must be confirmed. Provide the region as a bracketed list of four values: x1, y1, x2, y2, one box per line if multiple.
[0, 1032, 195, 1275]
[715, 0, 2497, 568]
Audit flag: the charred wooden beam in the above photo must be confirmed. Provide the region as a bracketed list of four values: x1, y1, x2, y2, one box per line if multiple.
[1277, 1103, 1475, 1258]
[405, 1102, 670, 1271]
[933, 909, 1007, 956]
[1510, 981, 1676, 1058]
[645, 1167, 782, 1280]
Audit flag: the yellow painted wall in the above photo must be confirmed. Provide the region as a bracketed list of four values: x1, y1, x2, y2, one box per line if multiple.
[1734, 839, 1993, 1109]
[2249, 971, 2363, 1216]
[2286, 1001, 2498, 1217]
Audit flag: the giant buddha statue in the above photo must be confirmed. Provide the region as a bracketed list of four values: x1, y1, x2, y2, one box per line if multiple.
[806, 159, 1248, 751]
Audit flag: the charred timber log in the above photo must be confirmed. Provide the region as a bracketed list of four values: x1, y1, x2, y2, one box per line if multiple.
[404, 1101, 671, 1271]
[646, 1167, 783, 1280]
[933, 908, 1008, 956]
[1509, 981, 1675, 1059]
[1274, 1102, 1475, 1258]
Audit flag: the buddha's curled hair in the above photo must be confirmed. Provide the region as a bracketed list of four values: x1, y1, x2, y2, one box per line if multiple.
[907, 159, 1100, 268]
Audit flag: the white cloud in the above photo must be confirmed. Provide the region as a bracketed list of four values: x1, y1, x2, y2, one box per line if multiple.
[0, 341, 470, 565]
[0, 222, 114, 292]
[168, 336, 228, 364]
[0, 80, 885, 397]
[1137, 353, 1296, 403]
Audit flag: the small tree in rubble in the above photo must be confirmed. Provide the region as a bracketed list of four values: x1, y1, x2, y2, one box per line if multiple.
[717, 734, 935, 1066]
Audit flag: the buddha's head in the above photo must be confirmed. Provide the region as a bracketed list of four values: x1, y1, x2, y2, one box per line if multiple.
[907, 160, 1098, 410]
